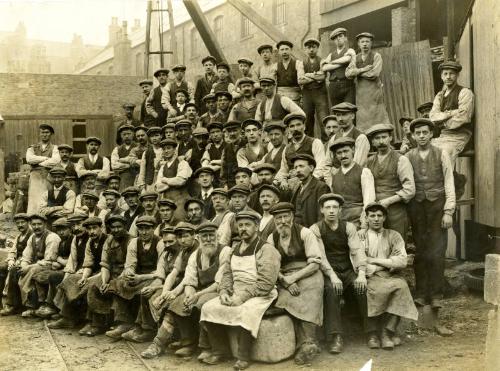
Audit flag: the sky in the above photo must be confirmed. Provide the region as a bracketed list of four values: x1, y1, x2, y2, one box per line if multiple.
[0, 0, 166, 45]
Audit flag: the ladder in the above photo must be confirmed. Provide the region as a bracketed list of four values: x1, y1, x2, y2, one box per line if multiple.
[143, 0, 176, 77]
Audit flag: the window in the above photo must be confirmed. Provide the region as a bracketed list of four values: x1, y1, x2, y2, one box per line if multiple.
[135, 52, 143, 76]
[190, 28, 199, 59]
[214, 16, 224, 45]
[273, 0, 286, 25]
[241, 13, 252, 39]
[72, 120, 87, 155]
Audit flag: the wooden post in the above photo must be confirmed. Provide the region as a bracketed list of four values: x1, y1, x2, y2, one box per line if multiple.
[183, 0, 227, 62]
[167, 0, 177, 65]
[144, 0, 153, 77]
[446, 0, 455, 59]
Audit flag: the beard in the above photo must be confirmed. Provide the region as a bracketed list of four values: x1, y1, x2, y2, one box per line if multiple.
[276, 223, 292, 238]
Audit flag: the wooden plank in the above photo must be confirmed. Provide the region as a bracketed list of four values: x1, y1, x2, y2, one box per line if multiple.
[2, 115, 113, 120]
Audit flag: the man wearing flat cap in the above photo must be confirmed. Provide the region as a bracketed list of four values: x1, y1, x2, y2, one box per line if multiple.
[155, 138, 193, 220]
[219, 121, 246, 189]
[417, 101, 433, 118]
[322, 27, 356, 106]
[161, 64, 195, 119]
[261, 121, 287, 170]
[236, 119, 267, 172]
[266, 202, 324, 365]
[200, 211, 281, 369]
[165, 90, 191, 124]
[309, 193, 369, 353]
[290, 153, 331, 227]
[0, 213, 33, 316]
[256, 183, 280, 240]
[275, 40, 304, 105]
[256, 44, 277, 82]
[26, 123, 61, 214]
[329, 137, 375, 228]
[99, 189, 124, 223]
[405, 118, 455, 336]
[146, 68, 170, 126]
[275, 113, 327, 186]
[399, 116, 417, 154]
[195, 56, 219, 115]
[17, 214, 61, 317]
[136, 127, 163, 192]
[429, 60, 474, 167]
[358, 202, 418, 350]
[120, 103, 141, 129]
[76, 137, 111, 193]
[192, 167, 216, 219]
[39, 166, 76, 219]
[154, 198, 180, 236]
[214, 91, 232, 124]
[300, 38, 329, 137]
[198, 93, 220, 128]
[365, 124, 415, 240]
[201, 122, 225, 178]
[56, 144, 78, 193]
[228, 77, 261, 122]
[111, 125, 139, 190]
[211, 62, 235, 95]
[209, 188, 234, 247]
[139, 79, 156, 127]
[129, 191, 161, 237]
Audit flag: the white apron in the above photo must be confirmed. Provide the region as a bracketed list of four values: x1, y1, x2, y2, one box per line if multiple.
[200, 246, 277, 338]
[27, 168, 50, 213]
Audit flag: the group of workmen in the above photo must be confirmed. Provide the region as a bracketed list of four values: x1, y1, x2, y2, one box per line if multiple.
[0, 27, 474, 370]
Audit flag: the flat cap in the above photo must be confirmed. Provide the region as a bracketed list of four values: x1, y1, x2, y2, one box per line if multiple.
[139, 190, 159, 201]
[276, 40, 293, 49]
[158, 198, 177, 209]
[398, 116, 414, 125]
[263, 122, 286, 132]
[211, 188, 228, 197]
[356, 32, 375, 40]
[134, 125, 148, 133]
[228, 184, 251, 197]
[201, 56, 217, 65]
[57, 144, 73, 152]
[192, 127, 209, 137]
[162, 123, 176, 131]
[135, 215, 157, 227]
[86, 136, 102, 145]
[67, 212, 88, 223]
[331, 102, 357, 113]
[175, 89, 190, 99]
[13, 213, 30, 221]
[122, 103, 136, 109]
[105, 214, 127, 225]
[153, 68, 169, 77]
[290, 153, 316, 167]
[195, 221, 218, 233]
[121, 186, 140, 197]
[318, 193, 345, 206]
[105, 174, 121, 183]
[81, 191, 100, 201]
[329, 137, 355, 152]
[174, 222, 196, 233]
[223, 120, 241, 130]
[39, 123, 55, 134]
[80, 172, 97, 180]
[234, 167, 253, 177]
[49, 166, 67, 176]
[365, 201, 388, 215]
[185, 102, 198, 111]
[283, 112, 306, 126]
[417, 102, 433, 114]
[253, 163, 277, 174]
[202, 93, 216, 102]
[365, 123, 394, 137]
[259, 77, 276, 85]
[304, 38, 320, 47]
[30, 213, 48, 222]
[410, 118, 434, 132]
[184, 198, 204, 211]
[146, 126, 162, 136]
[175, 119, 192, 129]
[438, 60, 462, 72]
[235, 210, 261, 223]
[117, 124, 135, 135]
[207, 122, 223, 131]
[102, 189, 121, 198]
[160, 138, 178, 148]
[215, 91, 233, 100]
[322, 114, 338, 124]
[258, 183, 281, 197]
[193, 167, 214, 178]
[237, 77, 256, 87]
[171, 64, 186, 71]
[257, 44, 273, 54]
[269, 202, 294, 215]
[237, 58, 253, 66]
[242, 118, 262, 129]
[216, 62, 231, 71]
[330, 27, 347, 40]
[82, 217, 102, 227]
[161, 225, 176, 234]
[139, 79, 153, 86]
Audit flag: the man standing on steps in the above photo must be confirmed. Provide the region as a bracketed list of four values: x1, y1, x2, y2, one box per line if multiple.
[147, 68, 170, 126]
[405, 118, 455, 336]
[300, 38, 329, 137]
[228, 78, 260, 123]
[195, 56, 218, 115]
[365, 124, 415, 241]
[26, 123, 60, 214]
[111, 125, 138, 190]
[161, 64, 195, 120]
[75, 137, 111, 193]
[322, 28, 356, 106]
[275, 40, 303, 105]
[139, 79, 156, 127]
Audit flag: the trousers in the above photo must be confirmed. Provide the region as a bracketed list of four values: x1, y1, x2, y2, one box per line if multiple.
[302, 88, 329, 138]
[328, 79, 355, 107]
[204, 322, 253, 361]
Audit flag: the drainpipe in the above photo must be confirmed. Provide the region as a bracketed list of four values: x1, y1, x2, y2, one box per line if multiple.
[300, 0, 312, 48]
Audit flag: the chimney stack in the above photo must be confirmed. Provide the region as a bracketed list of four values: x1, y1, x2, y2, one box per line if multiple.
[108, 17, 120, 45]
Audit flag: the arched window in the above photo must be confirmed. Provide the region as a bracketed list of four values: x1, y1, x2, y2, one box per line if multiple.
[214, 15, 224, 45]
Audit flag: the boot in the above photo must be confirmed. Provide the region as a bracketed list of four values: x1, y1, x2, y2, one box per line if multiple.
[106, 322, 134, 339]
[233, 359, 251, 370]
[140, 325, 173, 359]
[294, 343, 320, 365]
[47, 317, 76, 329]
[79, 323, 93, 336]
[35, 304, 57, 318]
[380, 329, 394, 350]
[367, 333, 380, 349]
[0, 305, 16, 316]
[122, 326, 155, 343]
[328, 334, 343, 354]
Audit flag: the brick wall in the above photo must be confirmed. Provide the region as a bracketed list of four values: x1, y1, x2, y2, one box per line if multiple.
[0, 73, 144, 116]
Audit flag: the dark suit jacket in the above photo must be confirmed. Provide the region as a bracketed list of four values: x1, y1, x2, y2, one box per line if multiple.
[194, 191, 216, 220]
[291, 177, 331, 227]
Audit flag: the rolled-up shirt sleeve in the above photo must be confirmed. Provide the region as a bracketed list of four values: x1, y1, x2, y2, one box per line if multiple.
[309, 223, 336, 278]
[346, 222, 367, 271]
[395, 155, 416, 202]
[279, 96, 305, 116]
[300, 227, 323, 265]
[430, 88, 474, 130]
[441, 150, 456, 213]
[124, 238, 138, 273]
[312, 138, 328, 179]
[44, 233, 61, 262]
[354, 134, 370, 167]
[152, 240, 166, 279]
[178, 250, 199, 288]
[64, 236, 78, 273]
